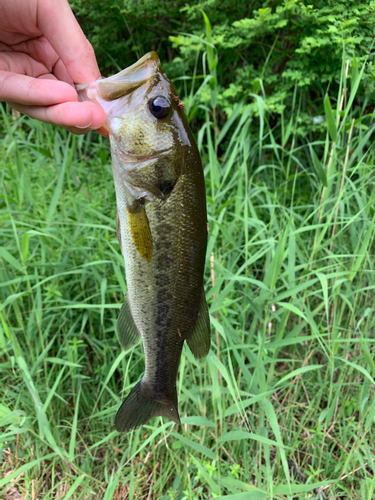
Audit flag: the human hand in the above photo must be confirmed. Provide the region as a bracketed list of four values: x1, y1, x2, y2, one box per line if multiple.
[0, 0, 108, 137]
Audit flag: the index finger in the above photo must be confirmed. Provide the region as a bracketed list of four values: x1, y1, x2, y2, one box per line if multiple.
[37, 0, 101, 84]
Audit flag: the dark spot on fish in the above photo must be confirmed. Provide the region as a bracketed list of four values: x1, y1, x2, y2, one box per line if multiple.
[156, 274, 170, 287]
[157, 289, 172, 306]
[155, 307, 169, 326]
[155, 347, 168, 395]
[157, 254, 172, 267]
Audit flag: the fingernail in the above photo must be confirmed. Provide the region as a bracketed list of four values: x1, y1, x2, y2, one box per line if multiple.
[75, 121, 92, 129]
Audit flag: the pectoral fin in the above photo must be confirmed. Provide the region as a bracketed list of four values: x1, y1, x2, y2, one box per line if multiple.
[127, 201, 152, 262]
[117, 293, 141, 351]
[186, 291, 211, 359]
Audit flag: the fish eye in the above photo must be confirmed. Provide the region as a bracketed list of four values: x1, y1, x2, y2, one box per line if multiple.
[149, 96, 170, 119]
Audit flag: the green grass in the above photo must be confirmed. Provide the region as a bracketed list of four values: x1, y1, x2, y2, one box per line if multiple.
[1, 56, 375, 499]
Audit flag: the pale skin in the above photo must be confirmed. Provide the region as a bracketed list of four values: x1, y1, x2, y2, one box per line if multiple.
[0, 0, 109, 137]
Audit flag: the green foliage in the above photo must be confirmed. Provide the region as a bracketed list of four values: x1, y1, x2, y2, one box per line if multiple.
[1, 46, 375, 497]
[70, 0, 375, 134]
[1, 2, 375, 497]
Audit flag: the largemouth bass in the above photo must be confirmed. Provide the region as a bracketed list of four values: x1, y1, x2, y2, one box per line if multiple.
[76, 52, 210, 433]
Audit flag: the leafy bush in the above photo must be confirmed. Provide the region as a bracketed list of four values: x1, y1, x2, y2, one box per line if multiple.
[70, 0, 375, 134]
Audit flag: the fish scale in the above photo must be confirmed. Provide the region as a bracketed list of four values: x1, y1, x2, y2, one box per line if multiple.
[76, 52, 211, 433]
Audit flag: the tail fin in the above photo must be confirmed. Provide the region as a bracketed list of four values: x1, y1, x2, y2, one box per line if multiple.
[115, 380, 181, 433]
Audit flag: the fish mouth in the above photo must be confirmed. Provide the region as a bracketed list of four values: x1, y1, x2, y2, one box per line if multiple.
[104, 52, 161, 85]
[97, 52, 163, 103]
[76, 52, 165, 113]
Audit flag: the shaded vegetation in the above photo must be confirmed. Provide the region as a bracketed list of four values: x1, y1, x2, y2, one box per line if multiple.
[70, 0, 375, 131]
[1, 3, 375, 500]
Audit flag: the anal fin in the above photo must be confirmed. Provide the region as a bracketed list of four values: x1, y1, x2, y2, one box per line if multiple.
[186, 291, 211, 359]
[117, 293, 141, 351]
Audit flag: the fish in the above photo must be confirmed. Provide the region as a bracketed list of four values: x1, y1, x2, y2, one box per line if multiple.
[76, 52, 210, 433]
